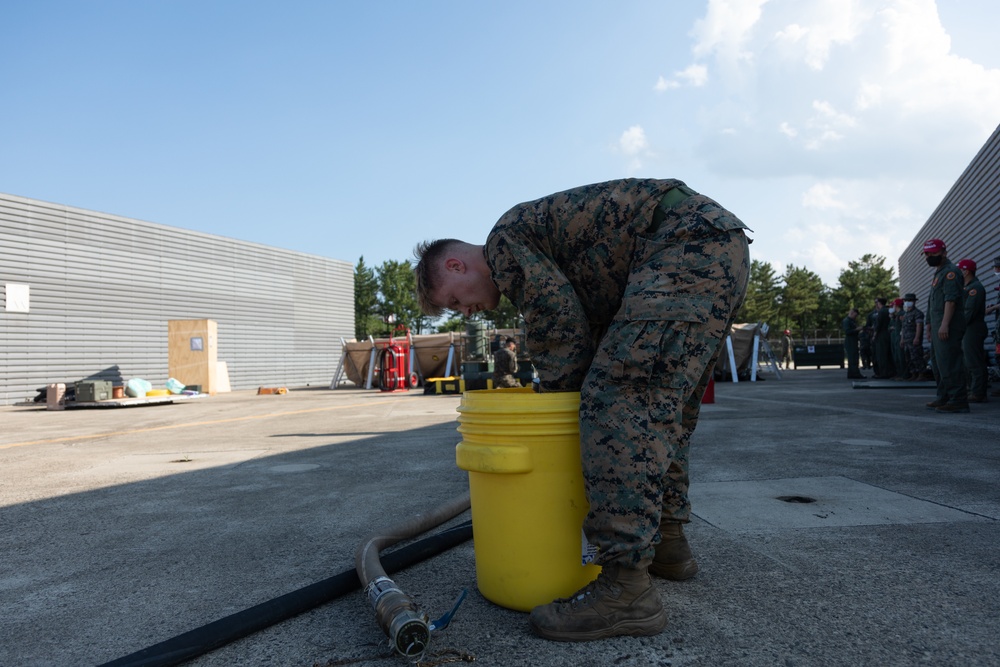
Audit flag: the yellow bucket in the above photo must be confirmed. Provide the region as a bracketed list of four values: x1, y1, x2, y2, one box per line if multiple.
[455, 387, 600, 611]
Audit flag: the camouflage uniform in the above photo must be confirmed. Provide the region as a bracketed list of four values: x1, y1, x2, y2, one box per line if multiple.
[890, 308, 907, 379]
[492, 346, 521, 388]
[484, 179, 750, 568]
[927, 261, 967, 404]
[901, 304, 926, 377]
[962, 277, 988, 399]
[780, 334, 792, 369]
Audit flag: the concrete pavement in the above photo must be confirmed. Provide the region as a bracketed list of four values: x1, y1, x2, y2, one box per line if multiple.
[1, 369, 998, 666]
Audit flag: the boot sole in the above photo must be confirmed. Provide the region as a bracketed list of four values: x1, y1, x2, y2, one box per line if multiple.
[529, 609, 668, 642]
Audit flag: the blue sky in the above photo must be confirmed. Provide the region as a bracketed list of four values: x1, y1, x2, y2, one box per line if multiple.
[2, 0, 999, 285]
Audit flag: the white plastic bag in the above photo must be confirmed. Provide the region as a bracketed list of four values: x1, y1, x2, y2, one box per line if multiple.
[125, 378, 152, 398]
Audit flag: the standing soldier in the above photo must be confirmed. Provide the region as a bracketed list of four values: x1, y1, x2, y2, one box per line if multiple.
[492, 337, 521, 388]
[780, 329, 793, 369]
[987, 256, 1000, 397]
[862, 307, 877, 373]
[415, 178, 750, 641]
[923, 239, 968, 412]
[843, 307, 865, 379]
[873, 298, 894, 379]
[890, 298, 907, 380]
[958, 259, 988, 402]
[901, 292, 925, 380]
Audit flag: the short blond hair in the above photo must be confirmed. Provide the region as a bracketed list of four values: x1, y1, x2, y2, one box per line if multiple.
[413, 239, 460, 317]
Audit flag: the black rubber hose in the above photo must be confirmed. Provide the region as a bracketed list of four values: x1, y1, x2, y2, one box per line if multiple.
[377, 347, 390, 391]
[97, 520, 473, 667]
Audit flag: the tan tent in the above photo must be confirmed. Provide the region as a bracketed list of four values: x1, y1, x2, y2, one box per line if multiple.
[333, 327, 528, 388]
[337, 324, 761, 388]
[718, 323, 763, 380]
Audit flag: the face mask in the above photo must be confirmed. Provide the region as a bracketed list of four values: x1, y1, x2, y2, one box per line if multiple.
[888, 307, 895, 314]
[904, 301, 914, 309]
[926, 255, 944, 267]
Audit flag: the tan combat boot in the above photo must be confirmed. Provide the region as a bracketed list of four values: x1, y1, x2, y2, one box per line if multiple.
[649, 522, 699, 580]
[528, 564, 667, 641]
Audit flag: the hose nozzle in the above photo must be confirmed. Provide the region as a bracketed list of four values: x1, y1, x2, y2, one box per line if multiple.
[365, 576, 430, 657]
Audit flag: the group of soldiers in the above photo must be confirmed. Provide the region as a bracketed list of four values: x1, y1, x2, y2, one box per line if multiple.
[843, 239, 999, 412]
[849, 294, 931, 382]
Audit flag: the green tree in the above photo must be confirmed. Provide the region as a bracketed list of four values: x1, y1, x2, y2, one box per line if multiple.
[434, 295, 522, 332]
[831, 254, 899, 318]
[482, 295, 521, 329]
[376, 259, 425, 334]
[814, 288, 842, 333]
[779, 264, 825, 333]
[737, 259, 782, 325]
[436, 315, 466, 333]
[354, 256, 380, 340]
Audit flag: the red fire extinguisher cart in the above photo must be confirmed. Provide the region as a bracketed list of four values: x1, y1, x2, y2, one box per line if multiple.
[377, 327, 417, 392]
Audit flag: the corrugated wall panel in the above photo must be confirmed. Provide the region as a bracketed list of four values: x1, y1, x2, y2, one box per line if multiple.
[0, 193, 354, 405]
[898, 123, 1000, 319]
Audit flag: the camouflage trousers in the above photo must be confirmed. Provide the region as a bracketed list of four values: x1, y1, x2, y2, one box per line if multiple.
[492, 374, 521, 388]
[579, 203, 750, 568]
[902, 341, 925, 375]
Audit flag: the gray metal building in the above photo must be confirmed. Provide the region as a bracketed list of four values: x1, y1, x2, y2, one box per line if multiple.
[0, 193, 354, 405]
[899, 122, 1000, 307]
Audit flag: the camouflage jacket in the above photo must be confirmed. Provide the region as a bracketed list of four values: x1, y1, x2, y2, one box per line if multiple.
[483, 178, 748, 390]
[492, 347, 518, 376]
[901, 306, 924, 340]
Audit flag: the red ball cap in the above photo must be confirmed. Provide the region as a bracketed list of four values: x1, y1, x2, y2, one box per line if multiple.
[957, 258, 977, 272]
[893, 298, 904, 307]
[922, 238, 946, 253]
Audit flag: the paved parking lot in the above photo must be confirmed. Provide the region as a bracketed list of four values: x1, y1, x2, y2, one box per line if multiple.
[2, 370, 998, 666]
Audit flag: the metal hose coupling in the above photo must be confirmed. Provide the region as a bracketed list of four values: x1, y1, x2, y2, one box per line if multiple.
[364, 576, 430, 657]
[355, 493, 472, 658]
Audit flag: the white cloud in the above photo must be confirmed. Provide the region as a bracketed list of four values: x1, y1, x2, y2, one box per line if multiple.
[691, 0, 1000, 173]
[654, 76, 679, 92]
[771, 3, 870, 71]
[654, 64, 708, 91]
[692, 0, 769, 65]
[614, 125, 652, 172]
[854, 82, 882, 110]
[802, 100, 857, 149]
[648, 0, 1000, 285]
[801, 182, 845, 209]
[774, 178, 927, 283]
[619, 125, 648, 155]
[678, 64, 709, 86]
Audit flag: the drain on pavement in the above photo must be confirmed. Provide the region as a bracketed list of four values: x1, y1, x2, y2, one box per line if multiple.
[691, 476, 978, 531]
